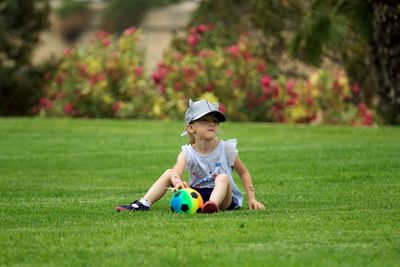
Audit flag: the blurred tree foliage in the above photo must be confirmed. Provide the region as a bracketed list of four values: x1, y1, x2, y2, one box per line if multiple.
[191, 0, 400, 124]
[101, 0, 183, 34]
[0, 0, 50, 115]
[369, 0, 400, 124]
[188, 0, 253, 48]
[286, 0, 399, 124]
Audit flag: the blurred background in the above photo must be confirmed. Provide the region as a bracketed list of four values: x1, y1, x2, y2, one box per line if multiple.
[0, 0, 399, 125]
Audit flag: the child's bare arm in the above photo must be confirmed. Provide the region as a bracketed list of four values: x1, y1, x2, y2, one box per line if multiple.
[233, 155, 265, 209]
[171, 152, 189, 191]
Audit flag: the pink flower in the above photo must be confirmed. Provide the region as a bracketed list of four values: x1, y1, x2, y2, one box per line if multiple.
[196, 24, 208, 34]
[102, 37, 111, 48]
[187, 34, 199, 48]
[113, 101, 121, 113]
[64, 103, 73, 114]
[241, 51, 252, 62]
[134, 66, 144, 77]
[226, 69, 234, 77]
[97, 72, 106, 82]
[271, 85, 280, 97]
[174, 52, 184, 61]
[198, 50, 209, 57]
[362, 111, 373, 126]
[228, 45, 240, 57]
[287, 98, 298, 106]
[286, 80, 295, 93]
[358, 103, 368, 114]
[89, 74, 98, 86]
[158, 84, 166, 94]
[64, 48, 73, 56]
[261, 75, 272, 87]
[123, 26, 136, 36]
[95, 31, 109, 40]
[257, 63, 267, 73]
[189, 27, 198, 35]
[39, 98, 52, 110]
[152, 68, 167, 84]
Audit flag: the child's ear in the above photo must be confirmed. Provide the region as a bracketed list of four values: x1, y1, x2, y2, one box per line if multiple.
[187, 124, 195, 134]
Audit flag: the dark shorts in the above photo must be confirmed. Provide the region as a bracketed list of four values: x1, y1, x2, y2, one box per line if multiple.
[191, 187, 240, 211]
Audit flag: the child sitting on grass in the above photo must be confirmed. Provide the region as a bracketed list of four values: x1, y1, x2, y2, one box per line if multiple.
[116, 99, 265, 213]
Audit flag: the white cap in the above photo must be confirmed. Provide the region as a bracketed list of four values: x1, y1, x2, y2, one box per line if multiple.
[180, 99, 226, 136]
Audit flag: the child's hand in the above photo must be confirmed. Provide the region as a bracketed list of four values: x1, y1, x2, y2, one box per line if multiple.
[248, 199, 265, 210]
[173, 180, 189, 192]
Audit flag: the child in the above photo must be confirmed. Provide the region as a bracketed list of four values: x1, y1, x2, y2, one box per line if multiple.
[116, 99, 265, 213]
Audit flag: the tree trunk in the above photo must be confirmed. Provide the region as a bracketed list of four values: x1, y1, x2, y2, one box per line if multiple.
[371, 0, 400, 124]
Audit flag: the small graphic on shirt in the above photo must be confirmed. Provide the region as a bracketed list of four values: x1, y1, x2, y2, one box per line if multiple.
[192, 162, 222, 187]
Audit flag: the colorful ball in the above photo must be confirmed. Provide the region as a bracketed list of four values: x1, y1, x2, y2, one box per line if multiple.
[170, 188, 203, 214]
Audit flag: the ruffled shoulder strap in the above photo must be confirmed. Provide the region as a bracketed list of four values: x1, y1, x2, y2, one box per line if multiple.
[181, 144, 192, 171]
[224, 139, 238, 167]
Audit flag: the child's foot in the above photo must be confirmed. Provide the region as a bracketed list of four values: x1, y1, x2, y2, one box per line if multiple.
[202, 201, 219, 213]
[115, 200, 150, 212]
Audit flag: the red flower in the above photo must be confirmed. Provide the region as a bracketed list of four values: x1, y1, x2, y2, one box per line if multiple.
[39, 98, 52, 110]
[226, 69, 234, 77]
[261, 75, 272, 87]
[218, 103, 226, 113]
[95, 31, 109, 40]
[187, 34, 199, 48]
[286, 79, 295, 93]
[152, 69, 167, 84]
[64, 103, 73, 114]
[271, 85, 280, 97]
[357, 103, 368, 114]
[351, 83, 361, 94]
[134, 66, 144, 77]
[196, 24, 208, 34]
[257, 63, 267, 73]
[198, 50, 209, 58]
[173, 82, 183, 92]
[97, 72, 106, 82]
[332, 80, 341, 91]
[113, 101, 121, 113]
[102, 37, 111, 48]
[287, 98, 298, 106]
[64, 48, 73, 56]
[205, 83, 213, 92]
[123, 26, 136, 36]
[228, 45, 240, 57]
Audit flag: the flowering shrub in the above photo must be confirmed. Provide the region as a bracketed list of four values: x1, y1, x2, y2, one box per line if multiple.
[37, 25, 375, 126]
[151, 25, 375, 125]
[37, 27, 155, 118]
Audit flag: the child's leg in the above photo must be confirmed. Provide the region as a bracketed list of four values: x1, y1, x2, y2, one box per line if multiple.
[209, 174, 233, 210]
[143, 169, 172, 205]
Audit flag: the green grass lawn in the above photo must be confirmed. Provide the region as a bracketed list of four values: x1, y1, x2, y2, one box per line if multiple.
[0, 118, 399, 267]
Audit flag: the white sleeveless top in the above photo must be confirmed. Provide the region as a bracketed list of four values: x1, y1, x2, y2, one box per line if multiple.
[181, 139, 243, 207]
